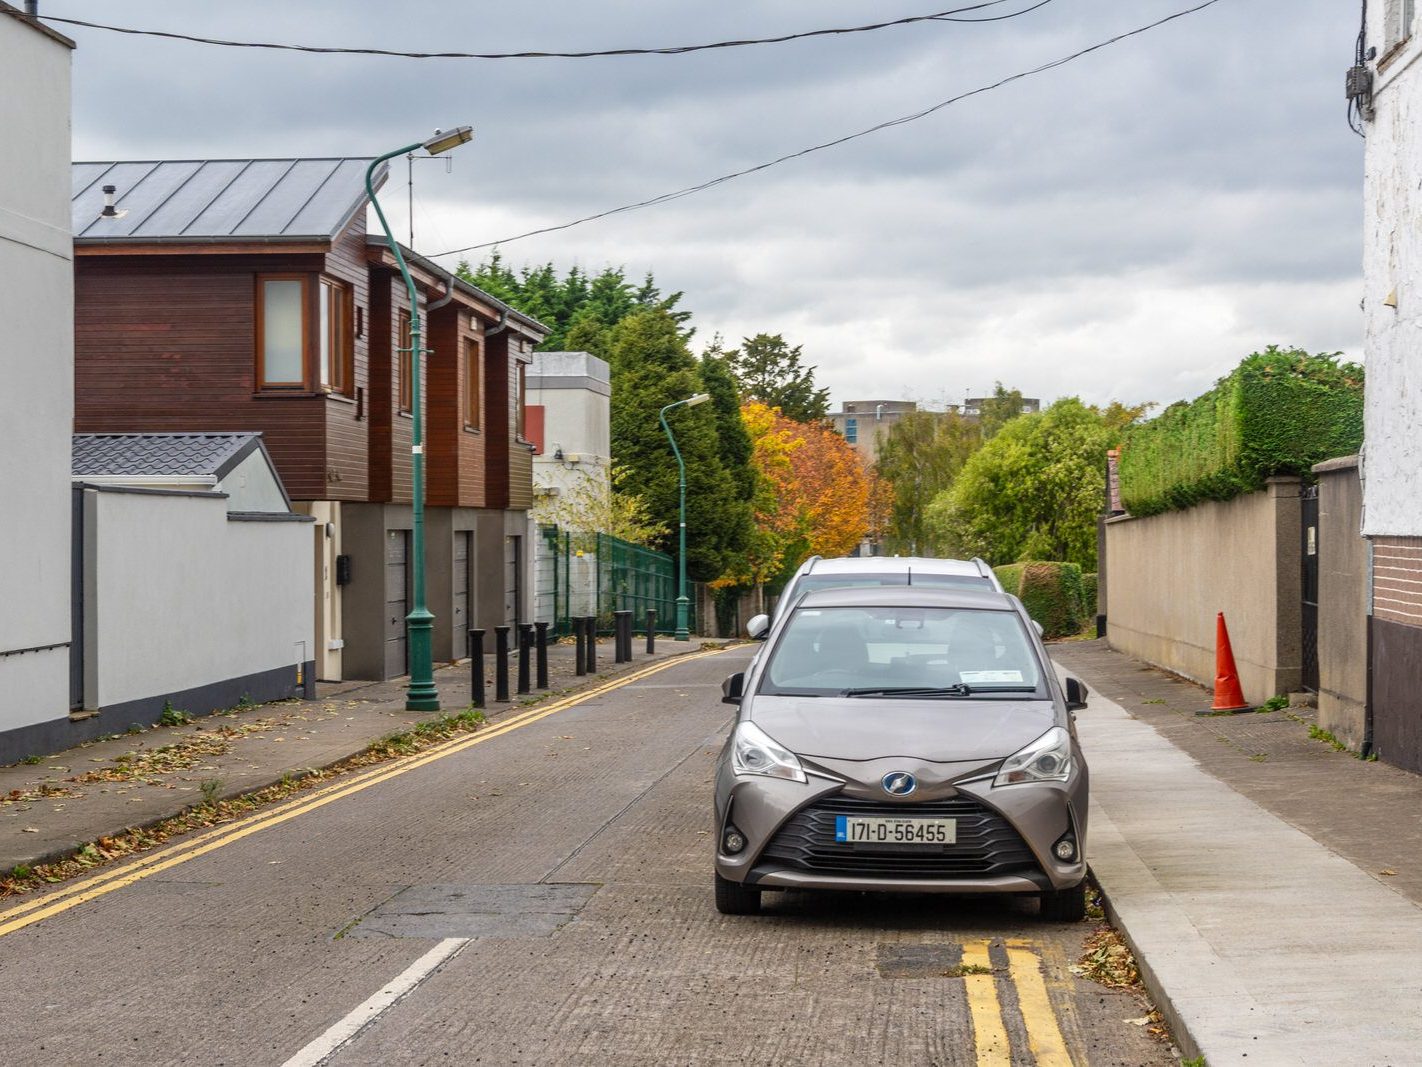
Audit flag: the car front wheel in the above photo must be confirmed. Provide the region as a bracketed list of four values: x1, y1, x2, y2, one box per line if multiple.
[714, 872, 761, 915]
[1039, 882, 1086, 922]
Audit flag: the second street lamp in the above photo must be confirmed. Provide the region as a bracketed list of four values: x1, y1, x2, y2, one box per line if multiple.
[659, 392, 710, 641]
[365, 126, 474, 712]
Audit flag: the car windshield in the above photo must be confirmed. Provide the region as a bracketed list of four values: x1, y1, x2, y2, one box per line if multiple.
[760, 605, 1045, 698]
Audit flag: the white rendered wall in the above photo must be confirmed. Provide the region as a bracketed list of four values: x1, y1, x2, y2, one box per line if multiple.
[1362, 8, 1422, 535]
[83, 490, 314, 709]
[528, 352, 611, 513]
[0, 15, 72, 730]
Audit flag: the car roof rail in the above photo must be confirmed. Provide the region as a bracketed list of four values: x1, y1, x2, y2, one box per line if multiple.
[802, 554, 822, 573]
[971, 556, 992, 577]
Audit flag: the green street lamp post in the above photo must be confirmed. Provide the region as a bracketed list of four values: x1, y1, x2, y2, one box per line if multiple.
[659, 392, 711, 641]
[365, 126, 474, 711]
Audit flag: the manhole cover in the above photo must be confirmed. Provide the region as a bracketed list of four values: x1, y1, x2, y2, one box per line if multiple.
[345, 883, 598, 940]
[876, 943, 962, 978]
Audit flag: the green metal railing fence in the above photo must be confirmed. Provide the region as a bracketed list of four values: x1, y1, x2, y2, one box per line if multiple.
[537, 525, 701, 637]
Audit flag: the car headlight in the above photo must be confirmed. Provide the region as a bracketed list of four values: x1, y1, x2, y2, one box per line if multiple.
[731, 721, 806, 784]
[993, 726, 1073, 787]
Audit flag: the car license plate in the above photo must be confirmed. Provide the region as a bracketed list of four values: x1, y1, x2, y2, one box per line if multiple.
[834, 816, 956, 845]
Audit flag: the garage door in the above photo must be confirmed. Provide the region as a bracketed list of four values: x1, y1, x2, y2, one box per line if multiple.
[453, 531, 471, 659]
[505, 535, 521, 628]
[385, 530, 409, 679]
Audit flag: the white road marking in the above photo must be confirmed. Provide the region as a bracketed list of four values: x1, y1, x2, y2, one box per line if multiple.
[281, 937, 470, 1067]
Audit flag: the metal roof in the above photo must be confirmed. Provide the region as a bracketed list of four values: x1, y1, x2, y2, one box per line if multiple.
[71, 158, 386, 243]
[72, 433, 264, 479]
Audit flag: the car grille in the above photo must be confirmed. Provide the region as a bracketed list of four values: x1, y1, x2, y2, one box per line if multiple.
[757, 792, 1037, 880]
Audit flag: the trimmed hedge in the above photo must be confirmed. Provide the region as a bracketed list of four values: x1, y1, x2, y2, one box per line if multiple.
[995, 561, 1085, 639]
[1082, 572, 1098, 617]
[1119, 347, 1363, 517]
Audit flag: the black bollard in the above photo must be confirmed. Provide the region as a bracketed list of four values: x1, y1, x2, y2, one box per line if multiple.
[645, 609, 657, 654]
[611, 610, 625, 663]
[517, 624, 532, 694]
[622, 611, 634, 661]
[535, 622, 550, 689]
[469, 628, 486, 709]
[574, 615, 587, 676]
[494, 625, 511, 702]
[585, 616, 598, 672]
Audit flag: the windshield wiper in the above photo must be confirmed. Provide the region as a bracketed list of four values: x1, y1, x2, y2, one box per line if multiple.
[840, 685, 974, 698]
[839, 684, 1042, 698]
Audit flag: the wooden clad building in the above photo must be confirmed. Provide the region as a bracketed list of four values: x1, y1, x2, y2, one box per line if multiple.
[71, 158, 546, 682]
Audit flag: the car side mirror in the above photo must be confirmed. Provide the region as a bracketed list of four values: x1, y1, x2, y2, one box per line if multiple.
[745, 614, 770, 640]
[1065, 677, 1089, 712]
[722, 672, 746, 706]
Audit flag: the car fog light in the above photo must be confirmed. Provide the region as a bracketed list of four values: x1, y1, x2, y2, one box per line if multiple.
[723, 828, 747, 854]
[1053, 837, 1077, 862]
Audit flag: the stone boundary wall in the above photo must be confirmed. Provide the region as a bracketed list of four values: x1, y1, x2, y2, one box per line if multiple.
[1104, 477, 1302, 703]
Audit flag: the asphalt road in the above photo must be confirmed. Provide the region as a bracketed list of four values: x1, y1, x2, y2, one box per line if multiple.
[0, 646, 1171, 1066]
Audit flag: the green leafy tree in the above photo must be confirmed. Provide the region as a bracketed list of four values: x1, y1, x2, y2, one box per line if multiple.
[926, 398, 1118, 569]
[723, 333, 830, 423]
[977, 382, 1026, 441]
[874, 411, 980, 555]
[607, 308, 750, 581]
[456, 257, 689, 352]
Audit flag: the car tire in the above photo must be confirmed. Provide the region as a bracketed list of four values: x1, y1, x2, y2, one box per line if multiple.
[1039, 882, 1086, 922]
[714, 872, 761, 916]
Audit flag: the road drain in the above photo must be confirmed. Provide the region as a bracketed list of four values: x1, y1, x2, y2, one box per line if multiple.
[344, 883, 598, 940]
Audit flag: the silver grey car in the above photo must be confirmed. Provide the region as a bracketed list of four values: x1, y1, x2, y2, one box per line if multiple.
[713, 585, 1090, 920]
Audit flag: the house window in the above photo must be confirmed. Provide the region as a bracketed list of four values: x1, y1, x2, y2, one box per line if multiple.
[398, 309, 412, 414]
[464, 338, 482, 431]
[1389, 0, 1417, 46]
[319, 277, 353, 395]
[256, 275, 306, 388]
[844, 417, 858, 444]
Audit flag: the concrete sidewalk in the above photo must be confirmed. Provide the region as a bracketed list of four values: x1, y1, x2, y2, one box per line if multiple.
[1056, 639, 1422, 1065]
[1, 632, 718, 873]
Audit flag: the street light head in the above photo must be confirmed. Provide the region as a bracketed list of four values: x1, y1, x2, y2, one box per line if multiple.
[422, 126, 474, 156]
[685, 393, 711, 407]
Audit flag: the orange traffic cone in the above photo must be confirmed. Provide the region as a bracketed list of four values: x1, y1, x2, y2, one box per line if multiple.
[1210, 612, 1250, 713]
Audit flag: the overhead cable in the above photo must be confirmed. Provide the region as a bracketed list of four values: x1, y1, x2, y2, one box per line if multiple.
[433, 0, 1227, 257]
[28, 1, 1054, 60]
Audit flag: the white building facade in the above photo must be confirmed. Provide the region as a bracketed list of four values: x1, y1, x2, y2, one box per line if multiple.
[526, 351, 612, 515]
[1359, 0, 1422, 772]
[0, 7, 74, 762]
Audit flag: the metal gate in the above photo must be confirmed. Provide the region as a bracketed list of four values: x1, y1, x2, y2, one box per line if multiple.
[385, 530, 409, 679]
[1301, 484, 1319, 693]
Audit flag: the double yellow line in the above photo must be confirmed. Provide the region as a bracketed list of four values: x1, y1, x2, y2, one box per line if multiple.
[0, 647, 730, 940]
[963, 938, 1076, 1066]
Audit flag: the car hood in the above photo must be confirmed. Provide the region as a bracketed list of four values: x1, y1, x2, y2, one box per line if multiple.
[748, 694, 1058, 763]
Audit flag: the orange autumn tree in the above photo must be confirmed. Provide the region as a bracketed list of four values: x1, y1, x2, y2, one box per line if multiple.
[718, 402, 870, 592]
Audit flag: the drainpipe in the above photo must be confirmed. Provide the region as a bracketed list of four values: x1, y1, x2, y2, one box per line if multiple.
[25, 1, 38, 14]
[1362, 539, 1376, 758]
[428, 269, 457, 313]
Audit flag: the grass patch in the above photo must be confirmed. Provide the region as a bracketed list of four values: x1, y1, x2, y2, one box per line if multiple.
[19, 755, 42, 765]
[1260, 694, 1289, 712]
[1308, 724, 1348, 752]
[0, 707, 489, 900]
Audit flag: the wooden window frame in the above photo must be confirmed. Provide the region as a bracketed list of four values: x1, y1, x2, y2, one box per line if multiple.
[255, 273, 310, 390]
[319, 276, 355, 397]
[397, 308, 413, 415]
[463, 337, 482, 432]
[515, 359, 528, 440]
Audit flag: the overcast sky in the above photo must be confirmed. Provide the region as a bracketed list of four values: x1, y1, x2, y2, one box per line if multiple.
[55, 0, 1361, 412]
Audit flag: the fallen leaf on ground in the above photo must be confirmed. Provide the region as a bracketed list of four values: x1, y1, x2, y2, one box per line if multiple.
[1380, 868, 1397, 876]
